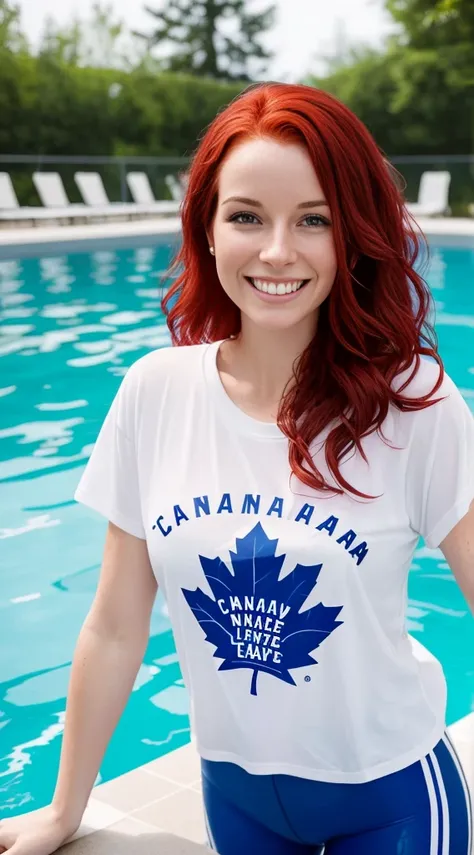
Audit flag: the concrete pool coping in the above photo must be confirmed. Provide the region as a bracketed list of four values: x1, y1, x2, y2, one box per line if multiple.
[1, 215, 474, 260]
[9, 713, 473, 854]
[0, 217, 182, 259]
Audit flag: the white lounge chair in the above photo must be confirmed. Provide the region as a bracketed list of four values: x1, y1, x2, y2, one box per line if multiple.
[165, 173, 185, 202]
[405, 171, 451, 217]
[0, 172, 79, 225]
[74, 171, 114, 207]
[127, 172, 156, 205]
[36, 170, 143, 221]
[33, 172, 97, 222]
[0, 172, 21, 210]
[127, 171, 181, 214]
[33, 171, 76, 209]
[74, 171, 177, 220]
[0, 169, 180, 227]
[74, 171, 143, 220]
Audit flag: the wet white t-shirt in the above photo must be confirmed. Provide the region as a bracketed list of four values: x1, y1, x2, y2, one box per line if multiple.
[74, 341, 474, 783]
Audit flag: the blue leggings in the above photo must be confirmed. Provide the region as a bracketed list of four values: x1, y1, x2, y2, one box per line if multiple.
[202, 734, 472, 854]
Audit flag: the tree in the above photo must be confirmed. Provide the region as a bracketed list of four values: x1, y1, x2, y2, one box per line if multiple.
[39, 17, 82, 65]
[0, 0, 27, 52]
[385, 0, 474, 135]
[386, 0, 474, 49]
[80, 3, 124, 69]
[136, 0, 275, 80]
[38, 3, 144, 70]
[305, 0, 474, 213]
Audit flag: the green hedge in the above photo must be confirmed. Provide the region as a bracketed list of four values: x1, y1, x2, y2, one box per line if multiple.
[0, 51, 243, 159]
[2, 45, 473, 160]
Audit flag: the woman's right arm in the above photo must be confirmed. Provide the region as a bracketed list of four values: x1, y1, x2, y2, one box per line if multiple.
[0, 521, 157, 854]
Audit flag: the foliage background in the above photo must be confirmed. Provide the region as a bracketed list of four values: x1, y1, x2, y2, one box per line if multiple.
[0, 0, 473, 210]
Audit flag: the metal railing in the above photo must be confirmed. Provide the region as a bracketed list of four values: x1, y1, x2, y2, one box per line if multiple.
[1, 153, 474, 214]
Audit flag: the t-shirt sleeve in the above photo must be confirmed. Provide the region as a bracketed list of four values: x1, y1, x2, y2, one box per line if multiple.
[74, 370, 145, 540]
[406, 372, 474, 549]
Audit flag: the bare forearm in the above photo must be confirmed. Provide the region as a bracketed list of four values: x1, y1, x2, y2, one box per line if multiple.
[440, 502, 474, 615]
[51, 619, 147, 832]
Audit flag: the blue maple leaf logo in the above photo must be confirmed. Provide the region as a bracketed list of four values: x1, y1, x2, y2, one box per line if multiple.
[182, 522, 343, 696]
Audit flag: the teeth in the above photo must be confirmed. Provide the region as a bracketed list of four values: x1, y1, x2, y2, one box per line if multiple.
[251, 278, 305, 295]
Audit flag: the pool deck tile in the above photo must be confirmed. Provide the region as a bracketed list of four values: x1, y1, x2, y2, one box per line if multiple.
[91, 766, 182, 814]
[131, 786, 208, 844]
[143, 740, 202, 786]
[69, 799, 126, 839]
[62, 820, 211, 855]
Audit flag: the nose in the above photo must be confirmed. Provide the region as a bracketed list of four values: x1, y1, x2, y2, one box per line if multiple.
[259, 229, 297, 267]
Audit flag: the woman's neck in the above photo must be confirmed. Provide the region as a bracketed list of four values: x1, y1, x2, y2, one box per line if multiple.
[217, 315, 317, 422]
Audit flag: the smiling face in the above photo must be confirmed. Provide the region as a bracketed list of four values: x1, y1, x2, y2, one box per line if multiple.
[209, 137, 338, 337]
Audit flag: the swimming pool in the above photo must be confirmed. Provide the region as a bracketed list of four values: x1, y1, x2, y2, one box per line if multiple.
[1, 239, 473, 819]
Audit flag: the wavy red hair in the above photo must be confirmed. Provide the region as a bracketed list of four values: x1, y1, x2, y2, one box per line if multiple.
[163, 82, 443, 499]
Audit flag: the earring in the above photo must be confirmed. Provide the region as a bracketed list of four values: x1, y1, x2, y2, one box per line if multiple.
[209, 246, 215, 256]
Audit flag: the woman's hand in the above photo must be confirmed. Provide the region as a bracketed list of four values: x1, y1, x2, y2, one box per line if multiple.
[0, 806, 75, 855]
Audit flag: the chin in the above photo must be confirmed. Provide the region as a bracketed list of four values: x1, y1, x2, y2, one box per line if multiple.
[245, 306, 318, 332]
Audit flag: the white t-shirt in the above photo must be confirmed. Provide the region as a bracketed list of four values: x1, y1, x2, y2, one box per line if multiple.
[74, 341, 474, 784]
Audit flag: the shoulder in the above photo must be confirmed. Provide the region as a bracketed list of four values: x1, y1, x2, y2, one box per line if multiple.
[110, 343, 212, 437]
[392, 356, 472, 437]
[393, 356, 459, 402]
[123, 342, 211, 390]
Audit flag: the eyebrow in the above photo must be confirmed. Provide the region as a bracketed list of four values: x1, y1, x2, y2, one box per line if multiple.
[222, 196, 329, 209]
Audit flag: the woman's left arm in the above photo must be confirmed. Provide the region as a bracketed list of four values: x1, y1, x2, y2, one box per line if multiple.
[440, 500, 474, 613]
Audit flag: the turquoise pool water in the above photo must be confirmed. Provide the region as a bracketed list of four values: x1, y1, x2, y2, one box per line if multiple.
[1, 240, 473, 819]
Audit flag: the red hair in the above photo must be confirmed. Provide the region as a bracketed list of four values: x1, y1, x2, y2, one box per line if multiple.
[163, 82, 443, 499]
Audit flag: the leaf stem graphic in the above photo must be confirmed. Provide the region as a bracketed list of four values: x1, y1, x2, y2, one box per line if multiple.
[250, 669, 258, 696]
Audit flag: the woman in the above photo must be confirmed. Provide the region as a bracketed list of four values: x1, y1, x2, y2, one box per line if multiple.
[1, 83, 473, 855]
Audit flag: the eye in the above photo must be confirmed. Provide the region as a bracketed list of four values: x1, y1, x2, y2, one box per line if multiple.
[228, 211, 260, 225]
[301, 214, 331, 227]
